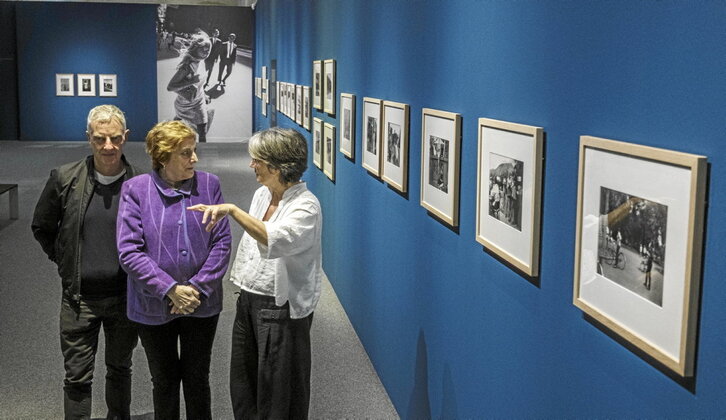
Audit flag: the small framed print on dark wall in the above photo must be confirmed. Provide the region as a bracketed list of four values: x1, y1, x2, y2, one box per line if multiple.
[420, 108, 461, 227]
[339, 93, 355, 159]
[381, 100, 410, 194]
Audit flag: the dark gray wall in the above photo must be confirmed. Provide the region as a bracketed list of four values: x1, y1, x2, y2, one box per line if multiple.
[0, 2, 19, 140]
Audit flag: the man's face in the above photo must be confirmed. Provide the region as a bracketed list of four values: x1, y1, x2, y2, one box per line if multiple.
[228, 34, 236, 42]
[87, 119, 128, 172]
[213, 29, 219, 37]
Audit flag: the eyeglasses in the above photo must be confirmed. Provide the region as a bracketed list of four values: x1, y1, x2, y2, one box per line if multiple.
[91, 135, 124, 145]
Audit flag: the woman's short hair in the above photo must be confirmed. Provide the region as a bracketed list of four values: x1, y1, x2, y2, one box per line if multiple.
[248, 128, 308, 184]
[182, 30, 211, 61]
[86, 104, 126, 133]
[145, 121, 197, 170]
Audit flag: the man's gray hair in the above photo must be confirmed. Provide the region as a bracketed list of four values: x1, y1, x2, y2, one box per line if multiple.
[249, 127, 308, 185]
[86, 104, 127, 132]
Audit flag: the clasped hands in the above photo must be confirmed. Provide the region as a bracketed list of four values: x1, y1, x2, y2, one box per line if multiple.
[167, 284, 201, 315]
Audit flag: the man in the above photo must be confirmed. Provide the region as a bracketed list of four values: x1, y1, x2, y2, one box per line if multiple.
[204, 28, 222, 88]
[218, 33, 238, 88]
[32, 105, 141, 420]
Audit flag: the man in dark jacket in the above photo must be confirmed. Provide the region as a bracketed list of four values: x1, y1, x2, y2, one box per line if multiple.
[31, 105, 141, 420]
[217, 33, 238, 87]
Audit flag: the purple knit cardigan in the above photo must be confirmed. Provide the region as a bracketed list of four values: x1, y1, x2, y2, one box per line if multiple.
[117, 170, 231, 325]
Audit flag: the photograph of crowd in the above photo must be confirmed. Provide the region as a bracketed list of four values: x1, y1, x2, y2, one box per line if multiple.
[366, 116, 378, 154]
[488, 153, 523, 231]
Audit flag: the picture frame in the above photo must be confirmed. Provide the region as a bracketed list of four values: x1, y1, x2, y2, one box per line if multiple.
[261, 66, 267, 99]
[339, 93, 356, 159]
[77, 74, 96, 97]
[264, 78, 269, 105]
[323, 122, 336, 181]
[361, 97, 383, 176]
[295, 84, 303, 125]
[303, 86, 311, 131]
[56, 73, 74, 96]
[475, 118, 543, 276]
[323, 59, 336, 115]
[313, 117, 324, 169]
[289, 83, 296, 119]
[381, 100, 410, 193]
[573, 135, 707, 377]
[276, 81, 280, 111]
[98, 74, 117, 97]
[255, 77, 261, 99]
[313, 60, 322, 110]
[420, 108, 461, 227]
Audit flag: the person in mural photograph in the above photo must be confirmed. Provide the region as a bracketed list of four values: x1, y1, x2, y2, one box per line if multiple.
[596, 187, 668, 306]
[167, 30, 215, 143]
[218, 33, 238, 87]
[387, 122, 401, 167]
[187, 128, 323, 420]
[31, 105, 140, 420]
[117, 120, 232, 420]
[204, 28, 222, 88]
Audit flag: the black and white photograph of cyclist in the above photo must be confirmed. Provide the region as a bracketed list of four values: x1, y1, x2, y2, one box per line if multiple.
[596, 186, 668, 307]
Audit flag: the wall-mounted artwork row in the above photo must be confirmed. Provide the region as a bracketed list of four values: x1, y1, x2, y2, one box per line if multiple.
[573, 136, 707, 377]
[55, 74, 116, 97]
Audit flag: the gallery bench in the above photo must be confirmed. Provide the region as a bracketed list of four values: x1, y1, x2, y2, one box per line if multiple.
[0, 184, 19, 219]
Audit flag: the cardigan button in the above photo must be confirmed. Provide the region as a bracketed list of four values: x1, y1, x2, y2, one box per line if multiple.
[178, 220, 183, 225]
[181, 250, 188, 256]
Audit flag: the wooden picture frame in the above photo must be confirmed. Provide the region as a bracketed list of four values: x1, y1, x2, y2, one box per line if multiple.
[573, 135, 707, 377]
[381, 100, 410, 193]
[323, 122, 336, 181]
[323, 59, 336, 115]
[475, 118, 543, 276]
[339, 93, 355, 159]
[98, 74, 117, 97]
[361, 97, 383, 176]
[77, 74, 96, 97]
[56, 73, 74, 96]
[295, 84, 303, 125]
[313, 60, 322, 110]
[303, 86, 311, 131]
[313, 117, 324, 169]
[420, 108, 461, 227]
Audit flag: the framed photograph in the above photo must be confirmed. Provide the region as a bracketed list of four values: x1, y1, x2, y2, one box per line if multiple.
[313, 117, 324, 169]
[323, 122, 336, 181]
[303, 86, 311, 131]
[264, 78, 269, 104]
[381, 100, 410, 193]
[573, 136, 707, 377]
[276, 81, 280, 111]
[313, 60, 322, 110]
[98, 74, 117, 97]
[290, 83, 296, 119]
[255, 77, 260, 99]
[420, 108, 461, 227]
[475, 118, 543, 276]
[56, 73, 74, 96]
[261, 66, 267, 99]
[361, 97, 383, 176]
[295, 84, 303, 125]
[77, 74, 96, 97]
[323, 59, 336, 115]
[339, 93, 356, 159]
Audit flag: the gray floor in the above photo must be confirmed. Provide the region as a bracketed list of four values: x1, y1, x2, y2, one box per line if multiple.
[0, 140, 398, 419]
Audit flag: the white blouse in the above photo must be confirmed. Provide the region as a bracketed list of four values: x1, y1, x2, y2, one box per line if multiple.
[229, 182, 323, 319]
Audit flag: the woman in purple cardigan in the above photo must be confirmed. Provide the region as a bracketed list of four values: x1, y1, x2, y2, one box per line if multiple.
[116, 120, 231, 420]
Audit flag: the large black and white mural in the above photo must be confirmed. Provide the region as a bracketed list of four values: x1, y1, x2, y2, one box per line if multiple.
[156, 4, 253, 142]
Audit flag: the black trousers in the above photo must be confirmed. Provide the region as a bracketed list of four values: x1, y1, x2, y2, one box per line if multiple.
[137, 314, 219, 420]
[59, 294, 138, 420]
[218, 61, 234, 83]
[230, 290, 313, 420]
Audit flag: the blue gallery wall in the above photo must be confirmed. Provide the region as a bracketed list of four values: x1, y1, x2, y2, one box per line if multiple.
[16, 2, 157, 142]
[254, 0, 726, 417]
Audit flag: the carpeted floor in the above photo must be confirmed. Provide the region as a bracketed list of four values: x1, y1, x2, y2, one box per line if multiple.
[0, 140, 398, 419]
